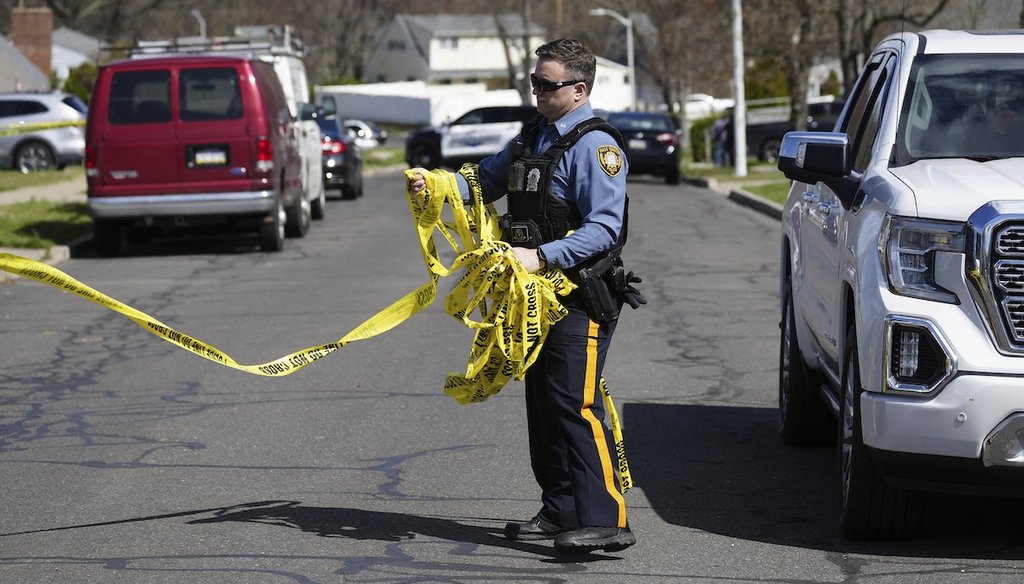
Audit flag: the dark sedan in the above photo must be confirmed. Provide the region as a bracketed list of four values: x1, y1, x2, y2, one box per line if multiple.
[317, 116, 364, 199]
[607, 111, 681, 185]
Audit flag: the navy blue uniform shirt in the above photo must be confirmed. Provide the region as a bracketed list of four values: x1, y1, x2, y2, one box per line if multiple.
[456, 103, 628, 269]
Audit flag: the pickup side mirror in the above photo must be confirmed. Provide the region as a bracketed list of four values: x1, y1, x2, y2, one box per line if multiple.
[777, 131, 860, 207]
[298, 103, 321, 121]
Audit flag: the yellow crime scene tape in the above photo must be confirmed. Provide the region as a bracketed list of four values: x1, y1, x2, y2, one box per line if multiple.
[0, 119, 86, 137]
[0, 163, 632, 492]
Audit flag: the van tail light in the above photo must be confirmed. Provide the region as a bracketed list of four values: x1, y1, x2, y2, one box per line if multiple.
[85, 145, 99, 177]
[256, 138, 274, 172]
[322, 136, 347, 155]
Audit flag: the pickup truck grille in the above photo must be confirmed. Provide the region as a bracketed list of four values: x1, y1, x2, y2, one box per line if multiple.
[996, 225, 1024, 255]
[995, 228, 1024, 342]
[967, 204, 1024, 354]
[994, 260, 1024, 292]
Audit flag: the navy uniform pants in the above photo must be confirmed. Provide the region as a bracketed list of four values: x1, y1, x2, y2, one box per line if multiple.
[524, 303, 627, 529]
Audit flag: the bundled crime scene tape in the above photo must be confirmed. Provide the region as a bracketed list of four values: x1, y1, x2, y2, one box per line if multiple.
[0, 163, 632, 492]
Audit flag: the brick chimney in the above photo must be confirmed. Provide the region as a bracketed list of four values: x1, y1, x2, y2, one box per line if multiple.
[10, 6, 53, 78]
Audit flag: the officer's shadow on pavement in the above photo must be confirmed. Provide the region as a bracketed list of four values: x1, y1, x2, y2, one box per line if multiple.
[625, 403, 1024, 559]
[187, 500, 621, 563]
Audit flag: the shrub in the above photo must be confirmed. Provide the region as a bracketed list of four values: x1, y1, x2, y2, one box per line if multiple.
[63, 62, 99, 105]
[689, 115, 716, 163]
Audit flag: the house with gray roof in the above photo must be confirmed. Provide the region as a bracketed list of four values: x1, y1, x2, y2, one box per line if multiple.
[363, 13, 546, 88]
[0, 34, 48, 92]
[52, 26, 101, 82]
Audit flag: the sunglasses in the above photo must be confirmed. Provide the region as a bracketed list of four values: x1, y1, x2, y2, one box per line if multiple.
[530, 73, 583, 92]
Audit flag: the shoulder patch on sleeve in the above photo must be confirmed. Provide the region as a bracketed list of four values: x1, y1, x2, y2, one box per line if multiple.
[597, 145, 623, 177]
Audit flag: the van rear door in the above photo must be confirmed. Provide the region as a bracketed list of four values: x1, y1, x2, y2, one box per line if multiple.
[175, 65, 253, 193]
[98, 68, 177, 192]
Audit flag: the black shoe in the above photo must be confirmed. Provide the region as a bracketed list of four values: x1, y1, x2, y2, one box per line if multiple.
[554, 526, 636, 554]
[504, 514, 571, 541]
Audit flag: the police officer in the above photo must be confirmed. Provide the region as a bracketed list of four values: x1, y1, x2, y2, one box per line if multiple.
[410, 38, 640, 554]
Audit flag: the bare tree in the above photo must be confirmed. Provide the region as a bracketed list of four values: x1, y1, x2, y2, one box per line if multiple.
[492, 0, 535, 102]
[836, 0, 951, 95]
[295, 0, 397, 82]
[591, 0, 730, 118]
[44, 0, 167, 39]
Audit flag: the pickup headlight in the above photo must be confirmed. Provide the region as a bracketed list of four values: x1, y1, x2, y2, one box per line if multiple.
[879, 216, 965, 303]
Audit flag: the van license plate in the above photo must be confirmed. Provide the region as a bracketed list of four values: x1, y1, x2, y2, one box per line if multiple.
[188, 145, 229, 168]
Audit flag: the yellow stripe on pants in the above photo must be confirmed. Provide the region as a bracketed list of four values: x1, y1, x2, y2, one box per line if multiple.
[580, 319, 628, 527]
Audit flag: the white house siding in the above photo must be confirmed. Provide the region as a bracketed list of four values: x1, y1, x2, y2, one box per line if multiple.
[429, 36, 532, 75]
[52, 44, 85, 81]
[364, 19, 427, 83]
[590, 57, 630, 113]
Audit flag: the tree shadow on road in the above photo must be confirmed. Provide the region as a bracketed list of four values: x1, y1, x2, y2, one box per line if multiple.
[624, 402, 1024, 560]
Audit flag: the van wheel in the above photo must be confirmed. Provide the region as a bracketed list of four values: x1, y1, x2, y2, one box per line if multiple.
[311, 183, 326, 220]
[779, 276, 833, 445]
[94, 219, 122, 257]
[15, 141, 55, 173]
[839, 326, 924, 539]
[259, 199, 286, 252]
[285, 196, 310, 238]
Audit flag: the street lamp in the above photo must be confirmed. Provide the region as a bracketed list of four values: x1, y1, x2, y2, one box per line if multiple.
[589, 7, 635, 111]
[190, 9, 207, 41]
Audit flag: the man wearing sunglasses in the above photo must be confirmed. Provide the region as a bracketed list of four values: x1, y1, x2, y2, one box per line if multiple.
[410, 38, 638, 555]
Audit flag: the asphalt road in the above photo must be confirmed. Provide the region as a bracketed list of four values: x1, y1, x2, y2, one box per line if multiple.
[2, 171, 1023, 583]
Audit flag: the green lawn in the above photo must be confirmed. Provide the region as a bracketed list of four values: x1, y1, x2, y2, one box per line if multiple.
[0, 199, 92, 249]
[745, 180, 791, 204]
[0, 167, 83, 193]
[681, 159, 790, 205]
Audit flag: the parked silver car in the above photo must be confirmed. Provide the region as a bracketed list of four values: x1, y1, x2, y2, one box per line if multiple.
[344, 118, 387, 149]
[0, 92, 87, 173]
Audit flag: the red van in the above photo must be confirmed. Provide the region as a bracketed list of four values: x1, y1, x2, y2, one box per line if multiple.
[86, 54, 309, 255]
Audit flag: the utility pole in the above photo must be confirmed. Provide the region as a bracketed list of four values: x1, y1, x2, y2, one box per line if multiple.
[731, 0, 747, 177]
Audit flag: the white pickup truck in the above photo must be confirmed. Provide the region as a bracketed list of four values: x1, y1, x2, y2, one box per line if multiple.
[777, 29, 1024, 539]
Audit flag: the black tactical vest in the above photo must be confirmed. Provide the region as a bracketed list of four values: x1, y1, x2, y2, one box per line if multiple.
[502, 115, 627, 253]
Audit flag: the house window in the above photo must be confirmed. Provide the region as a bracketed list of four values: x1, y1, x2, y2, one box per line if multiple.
[388, 40, 406, 51]
[439, 37, 458, 49]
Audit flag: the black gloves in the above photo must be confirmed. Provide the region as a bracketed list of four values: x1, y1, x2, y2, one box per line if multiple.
[608, 265, 646, 310]
[619, 271, 647, 310]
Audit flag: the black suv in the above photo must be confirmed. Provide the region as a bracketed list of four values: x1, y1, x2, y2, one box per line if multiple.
[746, 100, 844, 163]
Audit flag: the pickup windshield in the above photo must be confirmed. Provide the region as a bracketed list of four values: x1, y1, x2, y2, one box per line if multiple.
[898, 54, 1024, 164]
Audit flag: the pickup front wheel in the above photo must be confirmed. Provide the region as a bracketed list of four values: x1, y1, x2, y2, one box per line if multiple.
[839, 326, 924, 539]
[778, 276, 833, 445]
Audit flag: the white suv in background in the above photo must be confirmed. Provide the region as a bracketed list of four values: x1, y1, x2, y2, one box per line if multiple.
[404, 105, 537, 169]
[777, 29, 1024, 539]
[0, 92, 86, 172]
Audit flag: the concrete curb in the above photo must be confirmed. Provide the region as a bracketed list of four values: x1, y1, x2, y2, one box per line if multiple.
[683, 174, 784, 221]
